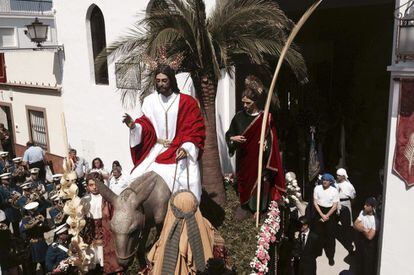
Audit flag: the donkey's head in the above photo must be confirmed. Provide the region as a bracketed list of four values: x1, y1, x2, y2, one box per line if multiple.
[95, 171, 159, 267]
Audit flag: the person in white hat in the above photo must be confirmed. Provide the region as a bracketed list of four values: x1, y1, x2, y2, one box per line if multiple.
[336, 167, 356, 254]
[12, 157, 29, 185]
[0, 172, 22, 236]
[29, 167, 46, 195]
[12, 157, 22, 163]
[0, 151, 12, 174]
[16, 181, 33, 209]
[47, 193, 65, 226]
[20, 201, 49, 273]
[45, 223, 70, 273]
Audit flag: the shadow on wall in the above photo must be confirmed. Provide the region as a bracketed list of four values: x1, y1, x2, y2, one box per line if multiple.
[53, 51, 64, 85]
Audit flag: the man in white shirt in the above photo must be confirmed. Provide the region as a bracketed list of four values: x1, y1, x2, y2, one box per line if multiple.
[353, 197, 378, 275]
[108, 166, 129, 195]
[313, 173, 339, 266]
[22, 141, 46, 180]
[335, 168, 356, 254]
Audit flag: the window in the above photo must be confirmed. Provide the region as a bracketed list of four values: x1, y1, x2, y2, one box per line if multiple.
[0, 53, 6, 83]
[88, 5, 108, 85]
[27, 107, 49, 151]
[0, 28, 16, 47]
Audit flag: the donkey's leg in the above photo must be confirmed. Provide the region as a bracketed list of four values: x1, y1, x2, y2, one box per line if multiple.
[136, 227, 151, 268]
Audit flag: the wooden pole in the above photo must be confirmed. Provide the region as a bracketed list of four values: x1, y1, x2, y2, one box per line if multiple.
[255, 0, 323, 227]
[61, 112, 69, 154]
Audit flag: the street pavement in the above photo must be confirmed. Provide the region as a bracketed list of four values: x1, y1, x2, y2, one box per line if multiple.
[316, 239, 356, 275]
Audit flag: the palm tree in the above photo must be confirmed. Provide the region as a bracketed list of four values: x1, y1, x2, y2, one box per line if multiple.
[105, 0, 307, 205]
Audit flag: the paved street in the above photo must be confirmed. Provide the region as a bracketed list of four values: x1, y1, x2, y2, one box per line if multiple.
[316, 239, 356, 275]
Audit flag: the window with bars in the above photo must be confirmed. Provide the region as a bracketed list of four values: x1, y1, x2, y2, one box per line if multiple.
[27, 108, 48, 151]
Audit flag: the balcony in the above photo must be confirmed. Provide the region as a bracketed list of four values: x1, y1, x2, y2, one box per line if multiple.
[0, 0, 53, 16]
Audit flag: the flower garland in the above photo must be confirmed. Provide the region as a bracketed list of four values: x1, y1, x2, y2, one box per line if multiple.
[284, 171, 302, 205]
[250, 200, 281, 275]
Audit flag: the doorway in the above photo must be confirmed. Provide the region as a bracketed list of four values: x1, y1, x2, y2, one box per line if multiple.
[0, 103, 15, 157]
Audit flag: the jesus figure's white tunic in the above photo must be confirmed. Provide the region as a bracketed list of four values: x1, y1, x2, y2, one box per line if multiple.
[129, 92, 202, 202]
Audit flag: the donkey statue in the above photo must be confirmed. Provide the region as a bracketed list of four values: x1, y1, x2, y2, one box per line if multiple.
[95, 171, 171, 268]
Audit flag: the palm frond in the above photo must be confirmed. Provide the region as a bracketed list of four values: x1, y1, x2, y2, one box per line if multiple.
[103, 0, 307, 108]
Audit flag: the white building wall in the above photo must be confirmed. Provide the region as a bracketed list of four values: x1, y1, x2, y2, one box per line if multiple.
[380, 80, 414, 275]
[5, 50, 61, 85]
[54, 0, 148, 171]
[0, 89, 66, 156]
[0, 16, 57, 49]
[54, 0, 234, 172]
[1, 8, 65, 158]
[379, 1, 414, 274]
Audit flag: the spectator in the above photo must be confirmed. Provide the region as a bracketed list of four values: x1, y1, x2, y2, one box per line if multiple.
[22, 141, 46, 180]
[90, 157, 110, 182]
[108, 166, 129, 195]
[353, 197, 379, 275]
[335, 168, 356, 254]
[313, 173, 339, 266]
[64, 149, 88, 197]
[0, 123, 12, 156]
[0, 151, 13, 174]
[110, 160, 122, 175]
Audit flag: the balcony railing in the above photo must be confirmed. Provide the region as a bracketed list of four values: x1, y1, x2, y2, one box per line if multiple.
[0, 0, 53, 16]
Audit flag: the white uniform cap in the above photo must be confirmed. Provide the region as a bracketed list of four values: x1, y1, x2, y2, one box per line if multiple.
[24, 201, 39, 210]
[0, 210, 6, 222]
[13, 157, 23, 163]
[20, 181, 32, 189]
[0, 172, 11, 180]
[52, 174, 63, 180]
[50, 193, 60, 201]
[30, 168, 40, 174]
[336, 168, 348, 179]
[0, 151, 8, 157]
[54, 223, 68, 234]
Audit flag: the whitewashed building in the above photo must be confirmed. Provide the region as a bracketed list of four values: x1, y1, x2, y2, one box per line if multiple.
[380, 1, 414, 274]
[3, 0, 414, 273]
[0, 0, 66, 172]
[53, 0, 235, 173]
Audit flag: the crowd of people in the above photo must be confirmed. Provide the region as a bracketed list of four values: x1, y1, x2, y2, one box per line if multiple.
[0, 64, 381, 275]
[0, 147, 130, 274]
[278, 170, 380, 275]
[223, 74, 380, 275]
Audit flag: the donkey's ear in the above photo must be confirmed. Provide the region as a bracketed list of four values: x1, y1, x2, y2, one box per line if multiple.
[130, 171, 160, 207]
[96, 178, 118, 204]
